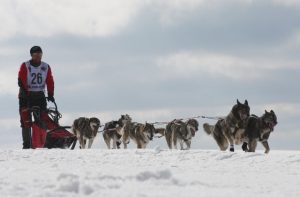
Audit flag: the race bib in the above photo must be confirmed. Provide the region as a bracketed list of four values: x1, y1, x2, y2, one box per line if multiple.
[25, 61, 49, 91]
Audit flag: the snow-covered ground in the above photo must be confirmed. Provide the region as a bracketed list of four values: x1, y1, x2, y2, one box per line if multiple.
[0, 149, 299, 197]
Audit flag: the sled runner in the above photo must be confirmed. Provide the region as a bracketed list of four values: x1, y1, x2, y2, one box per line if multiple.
[30, 100, 77, 149]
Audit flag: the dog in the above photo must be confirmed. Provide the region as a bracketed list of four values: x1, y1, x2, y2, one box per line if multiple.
[165, 118, 199, 150]
[127, 122, 155, 149]
[203, 99, 250, 152]
[102, 114, 132, 149]
[72, 117, 100, 149]
[242, 110, 277, 154]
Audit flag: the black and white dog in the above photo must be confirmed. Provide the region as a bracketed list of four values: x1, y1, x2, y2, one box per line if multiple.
[242, 110, 277, 154]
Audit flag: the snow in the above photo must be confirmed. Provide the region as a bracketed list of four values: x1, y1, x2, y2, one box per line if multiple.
[0, 149, 299, 197]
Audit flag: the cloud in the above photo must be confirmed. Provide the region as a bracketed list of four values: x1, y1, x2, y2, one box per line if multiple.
[281, 30, 300, 51]
[0, 69, 18, 95]
[273, 0, 300, 7]
[0, 0, 282, 40]
[146, 0, 257, 26]
[147, 0, 207, 25]
[0, 0, 143, 39]
[156, 51, 300, 80]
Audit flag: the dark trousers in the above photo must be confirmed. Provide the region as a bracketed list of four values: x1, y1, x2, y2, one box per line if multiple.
[19, 91, 47, 149]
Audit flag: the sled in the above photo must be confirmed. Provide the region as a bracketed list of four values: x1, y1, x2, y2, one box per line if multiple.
[30, 100, 77, 149]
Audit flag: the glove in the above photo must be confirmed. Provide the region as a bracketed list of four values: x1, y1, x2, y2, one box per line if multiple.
[47, 95, 55, 102]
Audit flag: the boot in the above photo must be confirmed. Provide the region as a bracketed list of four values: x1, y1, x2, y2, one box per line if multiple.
[22, 128, 31, 149]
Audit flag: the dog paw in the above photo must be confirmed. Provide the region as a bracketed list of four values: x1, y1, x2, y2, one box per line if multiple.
[242, 143, 248, 152]
[116, 141, 121, 149]
[264, 149, 270, 154]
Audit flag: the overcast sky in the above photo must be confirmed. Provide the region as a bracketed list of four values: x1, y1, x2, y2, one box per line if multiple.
[0, 0, 299, 149]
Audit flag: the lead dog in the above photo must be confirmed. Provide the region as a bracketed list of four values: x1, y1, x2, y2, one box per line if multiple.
[203, 99, 250, 152]
[242, 110, 277, 154]
[165, 118, 199, 150]
[102, 114, 132, 149]
[72, 117, 100, 149]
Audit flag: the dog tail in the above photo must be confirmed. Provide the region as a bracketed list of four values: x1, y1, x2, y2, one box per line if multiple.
[203, 123, 214, 135]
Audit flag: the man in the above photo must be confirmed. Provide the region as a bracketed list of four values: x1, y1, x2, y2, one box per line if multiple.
[18, 46, 55, 149]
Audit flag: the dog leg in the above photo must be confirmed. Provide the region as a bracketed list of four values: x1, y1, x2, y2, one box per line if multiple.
[225, 128, 235, 152]
[103, 134, 111, 149]
[80, 140, 85, 149]
[82, 139, 87, 149]
[227, 135, 235, 152]
[108, 138, 111, 149]
[165, 131, 172, 149]
[121, 132, 130, 149]
[78, 139, 82, 149]
[112, 135, 118, 149]
[142, 143, 146, 149]
[173, 135, 178, 150]
[105, 141, 111, 149]
[242, 142, 249, 152]
[248, 139, 257, 152]
[180, 140, 184, 150]
[88, 138, 94, 149]
[107, 139, 111, 149]
[137, 141, 142, 149]
[79, 136, 84, 149]
[171, 130, 178, 149]
[261, 141, 270, 154]
[114, 132, 122, 149]
[213, 128, 228, 151]
[186, 140, 191, 150]
[228, 131, 235, 152]
[116, 139, 122, 149]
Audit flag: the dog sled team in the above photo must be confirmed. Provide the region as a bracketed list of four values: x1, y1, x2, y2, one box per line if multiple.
[17, 46, 278, 153]
[72, 99, 277, 154]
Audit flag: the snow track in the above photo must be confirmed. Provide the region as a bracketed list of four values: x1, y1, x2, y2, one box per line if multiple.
[0, 149, 299, 197]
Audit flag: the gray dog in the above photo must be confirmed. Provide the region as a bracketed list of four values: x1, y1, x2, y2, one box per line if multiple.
[165, 118, 199, 150]
[242, 110, 277, 154]
[203, 99, 250, 152]
[72, 117, 100, 149]
[126, 122, 156, 149]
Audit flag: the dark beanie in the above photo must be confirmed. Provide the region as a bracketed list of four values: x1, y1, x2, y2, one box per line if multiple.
[30, 46, 43, 55]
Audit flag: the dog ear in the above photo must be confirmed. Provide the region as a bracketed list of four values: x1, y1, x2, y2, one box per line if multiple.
[237, 99, 241, 105]
[270, 110, 275, 114]
[244, 100, 248, 106]
[265, 110, 268, 114]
